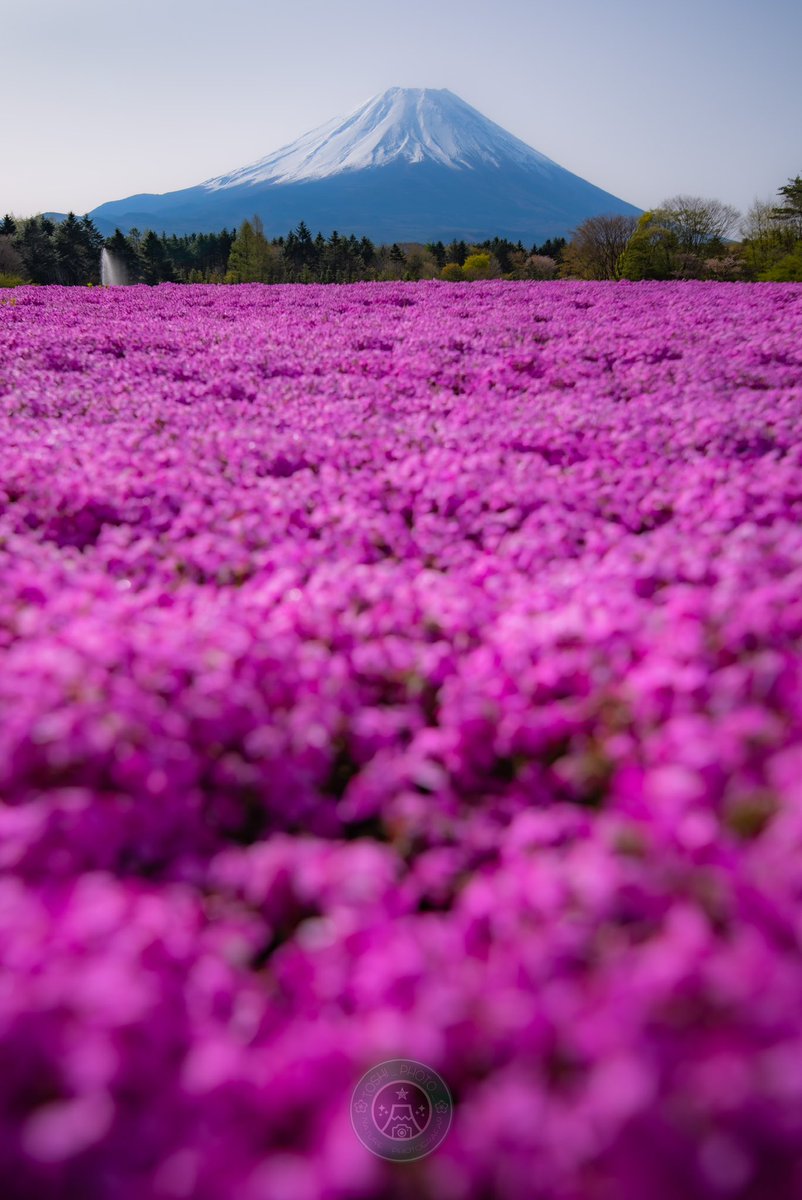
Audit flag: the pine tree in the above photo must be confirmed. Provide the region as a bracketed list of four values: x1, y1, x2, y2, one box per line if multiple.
[445, 240, 467, 266]
[106, 229, 141, 283]
[226, 220, 258, 281]
[0, 235, 26, 281]
[140, 230, 175, 284]
[226, 217, 271, 282]
[773, 176, 802, 237]
[14, 216, 59, 283]
[359, 237, 375, 270]
[80, 216, 104, 283]
[426, 241, 446, 269]
[535, 237, 567, 262]
[54, 213, 90, 284]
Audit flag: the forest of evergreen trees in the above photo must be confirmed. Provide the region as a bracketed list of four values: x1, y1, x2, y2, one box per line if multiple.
[0, 173, 799, 286]
[0, 211, 564, 287]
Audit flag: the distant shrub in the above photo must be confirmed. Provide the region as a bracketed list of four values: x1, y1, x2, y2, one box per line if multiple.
[703, 254, 747, 281]
[0, 273, 26, 288]
[759, 244, 802, 281]
[462, 252, 494, 280]
[524, 254, 558, 280]
[440, 262, 464, 281]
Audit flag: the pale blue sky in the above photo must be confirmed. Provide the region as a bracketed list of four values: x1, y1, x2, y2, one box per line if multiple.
[4, 0, 800, 224]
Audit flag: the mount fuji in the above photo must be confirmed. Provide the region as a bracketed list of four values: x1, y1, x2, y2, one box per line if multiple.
[90, 88, 640, 242]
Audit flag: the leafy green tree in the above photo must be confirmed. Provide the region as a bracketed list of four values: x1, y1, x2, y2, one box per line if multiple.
[440, 262, 464, 281]
[756, 176, 802, 278]
[759, 243, 802, 281]
[739, 198, 794, 277]
[587, 197, 737, 280]
[619, 212, 678, 280]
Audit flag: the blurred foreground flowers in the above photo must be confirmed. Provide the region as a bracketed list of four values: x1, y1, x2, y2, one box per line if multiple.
[0, 280, 801, 1198]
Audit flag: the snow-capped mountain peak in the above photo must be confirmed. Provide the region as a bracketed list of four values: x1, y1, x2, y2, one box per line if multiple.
[90, 87, 641, 242]
[203, 87, 557, 191]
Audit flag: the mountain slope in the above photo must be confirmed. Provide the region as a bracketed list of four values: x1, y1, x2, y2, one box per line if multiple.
[90, 87, 640, 242]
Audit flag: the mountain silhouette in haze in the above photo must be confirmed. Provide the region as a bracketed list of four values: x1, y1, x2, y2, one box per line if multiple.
[90, 87, 640, 241]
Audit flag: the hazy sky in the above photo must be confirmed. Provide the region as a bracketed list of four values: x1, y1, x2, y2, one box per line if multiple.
[4, 0, 801, 223]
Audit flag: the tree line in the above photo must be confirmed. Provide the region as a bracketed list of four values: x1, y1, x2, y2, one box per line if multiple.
[0, 211, 564, 287]
[559, 178, 802, 282]
[1, 174, 799, 287]
[0, 214, 235, 286]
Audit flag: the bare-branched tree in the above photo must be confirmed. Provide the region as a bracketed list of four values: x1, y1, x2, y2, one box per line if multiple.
[657, 195, 740, 253]
[560, 214, 639, 280]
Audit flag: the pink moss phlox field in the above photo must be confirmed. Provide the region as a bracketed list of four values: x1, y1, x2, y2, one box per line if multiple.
[1, 279, 802, 1199]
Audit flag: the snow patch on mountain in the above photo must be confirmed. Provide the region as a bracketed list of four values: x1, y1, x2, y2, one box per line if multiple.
[203, 87, 558, 191]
